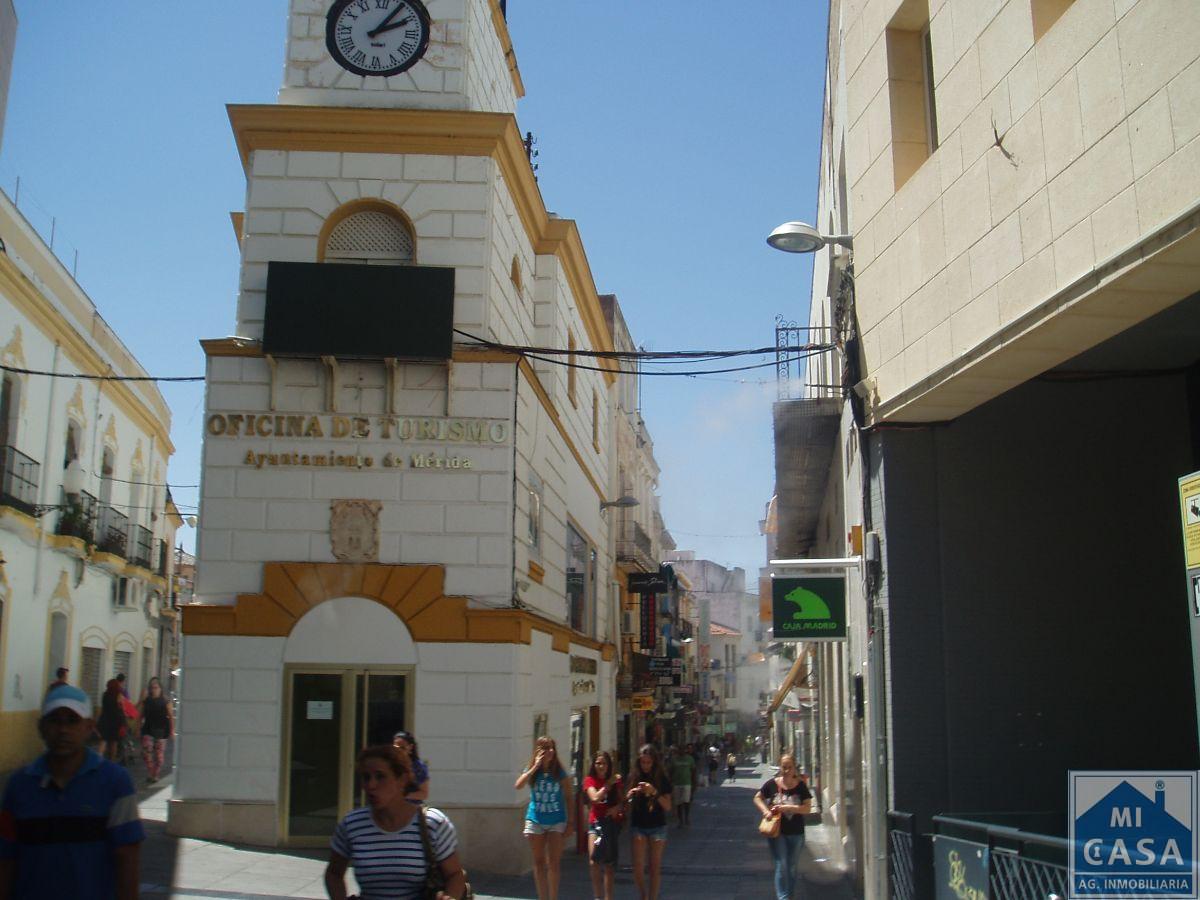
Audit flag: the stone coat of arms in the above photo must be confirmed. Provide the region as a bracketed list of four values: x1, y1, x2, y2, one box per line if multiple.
[330, 499, 382, 562]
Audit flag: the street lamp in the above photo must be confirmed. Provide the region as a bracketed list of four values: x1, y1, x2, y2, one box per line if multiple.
[599, 495, 639, 514]
[766, 221, 853, 254]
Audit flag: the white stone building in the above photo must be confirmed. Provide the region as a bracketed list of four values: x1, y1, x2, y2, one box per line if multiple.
[172, 0, 626, 872]
[0, 184, 177, 774]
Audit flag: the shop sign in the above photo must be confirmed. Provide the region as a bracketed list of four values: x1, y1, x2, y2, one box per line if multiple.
[933, 835, 988, 900]
[647, 657, 678, 673]
[628, 571, 669, 593]
[771, 576, 847, 641]
[640, 594, 657, 650]
[571, 679, 596, 696]
[632, 693, 655, 711]
[786, 709, 803, 722]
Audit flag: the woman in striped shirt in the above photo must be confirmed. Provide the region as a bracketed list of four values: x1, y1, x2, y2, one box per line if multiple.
[324, 745, 466, 900]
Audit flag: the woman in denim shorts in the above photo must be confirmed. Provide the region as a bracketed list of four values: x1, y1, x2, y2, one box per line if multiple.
[624, 744, 673, 899]
[515, 736, 573, 899]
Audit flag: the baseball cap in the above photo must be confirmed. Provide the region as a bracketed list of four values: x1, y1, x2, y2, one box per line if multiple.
[42, 685, 91, 719]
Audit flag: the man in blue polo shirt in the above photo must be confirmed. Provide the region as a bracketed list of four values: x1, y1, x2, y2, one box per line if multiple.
[0, 684, 143, 899]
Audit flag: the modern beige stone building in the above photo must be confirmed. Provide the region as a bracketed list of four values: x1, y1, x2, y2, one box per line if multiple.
[771, 0, 1200, 895]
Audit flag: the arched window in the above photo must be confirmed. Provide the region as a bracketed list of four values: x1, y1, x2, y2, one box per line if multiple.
[49, 611, 68, 675]
[322, 205, 414, 265]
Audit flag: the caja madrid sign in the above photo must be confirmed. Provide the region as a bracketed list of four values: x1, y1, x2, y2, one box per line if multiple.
[770, 575, 847, 641]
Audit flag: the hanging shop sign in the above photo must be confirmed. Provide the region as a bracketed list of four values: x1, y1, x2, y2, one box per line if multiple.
[647, 657, 679, 674]
[640, 594, 657, 650]
[628, 571, 669, 593]
[632, 693, 655, 712]
[770, 575, 847, 641]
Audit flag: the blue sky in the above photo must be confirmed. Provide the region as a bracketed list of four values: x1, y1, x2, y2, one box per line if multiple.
[0, 1, 827, 580]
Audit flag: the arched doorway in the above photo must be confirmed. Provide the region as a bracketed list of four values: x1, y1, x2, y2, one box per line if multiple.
[281, 596, 416, 844]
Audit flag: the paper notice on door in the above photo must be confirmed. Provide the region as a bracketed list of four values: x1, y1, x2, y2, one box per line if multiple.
[306, 700, 334, 720]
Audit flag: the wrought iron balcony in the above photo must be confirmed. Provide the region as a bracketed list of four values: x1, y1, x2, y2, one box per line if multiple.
[0, 446, 40, 516]
[615, 512, 656, 572]
[55, 489, 97, 542]
[95, 504, 128, 557]
[129, 524, 153, 569]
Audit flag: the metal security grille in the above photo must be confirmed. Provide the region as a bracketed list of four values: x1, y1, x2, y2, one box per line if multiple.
[113, 650, 132, 684]
[990, 851, 1068, 900]
[325, 211, 414, 263]
[81, 646, 104, 712]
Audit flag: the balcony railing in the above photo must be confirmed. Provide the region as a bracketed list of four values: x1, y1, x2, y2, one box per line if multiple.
[888, 811, 1072, 900]
[129, 524, 153, 569]
[0, 446, 40, 516]
[615, 513, 656, 572]
[95, 504, 128, 557]
[55, 489, 97, 542]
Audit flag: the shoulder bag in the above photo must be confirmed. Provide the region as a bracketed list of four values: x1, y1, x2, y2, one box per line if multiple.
[417, 808, 473, 900]
[758, 813, 782, 837]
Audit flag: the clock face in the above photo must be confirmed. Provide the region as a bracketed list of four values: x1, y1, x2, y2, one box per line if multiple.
[326, 0, 432, 78]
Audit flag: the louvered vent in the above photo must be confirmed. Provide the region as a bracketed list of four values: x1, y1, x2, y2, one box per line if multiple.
[325, 211, 414, 263]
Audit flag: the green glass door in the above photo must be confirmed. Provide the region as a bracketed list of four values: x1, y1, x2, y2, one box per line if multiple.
[287, 673, 343, 838]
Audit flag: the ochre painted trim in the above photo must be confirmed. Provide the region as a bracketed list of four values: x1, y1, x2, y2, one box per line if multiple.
[0, 506, 39, 541]
[488, 0, 525, 99]
[0, 256, 175, 454]
[181, 561, 614, 661]
[200, 338, 264, 358]
[518, 357, 605, 502]
[230, 212, 244, 249]
[200, 338, 520, 366]
[527, 560, 545, 584]
[226, 104, 615, 383]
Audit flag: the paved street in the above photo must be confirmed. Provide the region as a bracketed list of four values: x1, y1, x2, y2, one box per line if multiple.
[136, 759, 857, 899]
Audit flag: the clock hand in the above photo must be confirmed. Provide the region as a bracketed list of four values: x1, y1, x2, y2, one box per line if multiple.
[370, 16, 413, 37]
[367, 5, 407, 39]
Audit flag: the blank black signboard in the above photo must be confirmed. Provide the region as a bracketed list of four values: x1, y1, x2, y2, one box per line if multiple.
[262, 261, 455, 360]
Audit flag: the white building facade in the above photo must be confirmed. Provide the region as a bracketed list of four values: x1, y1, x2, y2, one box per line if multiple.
[0, 185, 177, 775]
[172, 0, 623, 873]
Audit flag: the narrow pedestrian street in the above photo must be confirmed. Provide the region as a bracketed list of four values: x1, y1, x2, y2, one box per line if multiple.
[137, 759, 857, 899]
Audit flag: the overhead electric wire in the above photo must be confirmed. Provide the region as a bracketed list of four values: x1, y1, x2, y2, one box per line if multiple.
[452, 329, 832, 360]
[0, 363, 203, 382]
[522, 351, 826, 377]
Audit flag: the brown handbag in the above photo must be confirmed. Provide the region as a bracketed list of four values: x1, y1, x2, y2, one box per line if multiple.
[758, 814, 781, 838]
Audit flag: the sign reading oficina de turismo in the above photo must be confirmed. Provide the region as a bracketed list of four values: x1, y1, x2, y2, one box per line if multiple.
[1069, 771, 1198, 899]
[206, 412, 510, 471]
[770, 575, 847, 641]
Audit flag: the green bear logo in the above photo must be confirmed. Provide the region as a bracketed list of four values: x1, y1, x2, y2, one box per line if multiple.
[783, 586, 831, 621]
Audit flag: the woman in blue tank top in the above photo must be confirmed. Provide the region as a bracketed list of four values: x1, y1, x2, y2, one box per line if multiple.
[514, 736, 574, 899]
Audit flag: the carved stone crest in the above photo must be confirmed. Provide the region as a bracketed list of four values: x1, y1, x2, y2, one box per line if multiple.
[330, 499, 381, 562]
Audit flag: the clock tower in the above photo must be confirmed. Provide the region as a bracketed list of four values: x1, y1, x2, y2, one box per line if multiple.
[176, 0, 618, 874]
[280, 0, 523, 113]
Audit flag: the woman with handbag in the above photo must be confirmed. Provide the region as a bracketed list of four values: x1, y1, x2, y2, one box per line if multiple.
[324, 745, 468, 900]
[753, 753, 813, 900]
[583, 751, 623, 900]
[514, 736, 573, 900]
[625, 744, 673, 900]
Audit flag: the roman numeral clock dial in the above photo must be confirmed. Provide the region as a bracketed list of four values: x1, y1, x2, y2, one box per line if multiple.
[326, 0, 432, 78]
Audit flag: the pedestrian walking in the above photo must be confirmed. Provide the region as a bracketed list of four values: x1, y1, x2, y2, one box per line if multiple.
[726, 750, 738, 782]
[514, 736, 573, 900]
[582, 751, 622, 900]
[753, 753, 813, 900]
[707, 745, 720, 785]
[392, 730, 431, 802]
[45, 667, 69, 694]
[625, 744, 673, 900]
[137, 677, 173, 784]
[96, 679, 126, 762]
[324, 744, 467, 899]
[668, 745, 695, 827]
[0, 684, 144, 899]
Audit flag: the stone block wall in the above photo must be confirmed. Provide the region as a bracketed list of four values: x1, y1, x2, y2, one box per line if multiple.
[838, 0, 1200, 407]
